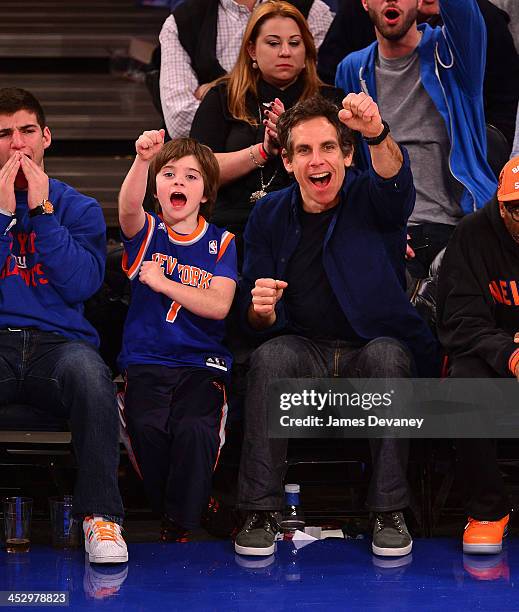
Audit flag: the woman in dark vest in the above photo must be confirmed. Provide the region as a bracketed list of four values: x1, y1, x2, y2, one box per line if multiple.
[190, 0, 343, 264]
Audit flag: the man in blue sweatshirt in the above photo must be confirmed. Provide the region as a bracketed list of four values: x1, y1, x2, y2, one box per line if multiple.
[234, 93, 439, 559]
[335, 0, 497, 278]
[0, 88, 127, 564]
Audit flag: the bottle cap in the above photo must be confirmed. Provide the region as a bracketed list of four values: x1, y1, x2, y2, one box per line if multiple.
[284, 484, 300, 493]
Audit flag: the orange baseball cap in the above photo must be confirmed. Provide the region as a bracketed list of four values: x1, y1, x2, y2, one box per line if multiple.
[497, 156, 519, 202]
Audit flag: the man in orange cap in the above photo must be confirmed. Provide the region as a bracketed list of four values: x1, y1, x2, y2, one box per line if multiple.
[437, 156, 519, 554]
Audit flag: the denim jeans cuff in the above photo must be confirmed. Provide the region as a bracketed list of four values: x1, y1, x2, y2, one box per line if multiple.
[101, 514, 124, 525]
[74, 513, 123, 526]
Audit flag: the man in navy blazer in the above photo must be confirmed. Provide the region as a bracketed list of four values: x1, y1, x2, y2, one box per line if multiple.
[234, 92, 439, 559]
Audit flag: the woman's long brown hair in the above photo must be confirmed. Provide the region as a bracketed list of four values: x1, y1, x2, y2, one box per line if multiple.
[216, 0, 322, 126]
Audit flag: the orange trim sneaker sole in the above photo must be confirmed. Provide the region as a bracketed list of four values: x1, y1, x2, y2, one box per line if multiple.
[463, 514, 509, 555]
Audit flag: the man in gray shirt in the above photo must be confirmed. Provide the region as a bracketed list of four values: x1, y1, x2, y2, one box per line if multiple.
[336, 0, 497, 278]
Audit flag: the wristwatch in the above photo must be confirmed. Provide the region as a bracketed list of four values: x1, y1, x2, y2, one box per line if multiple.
[29, 199, 54, 218]
[363, 120, 390, 146]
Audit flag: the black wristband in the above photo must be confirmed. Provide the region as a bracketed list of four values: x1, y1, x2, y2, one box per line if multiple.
[363, 120, 390, 146]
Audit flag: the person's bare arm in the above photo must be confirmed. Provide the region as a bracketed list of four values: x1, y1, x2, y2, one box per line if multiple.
[119, 129, 164, 238]
[339, 92, 402, 178]
[139, 260, 236, 320]
[217, 98, 285, 185]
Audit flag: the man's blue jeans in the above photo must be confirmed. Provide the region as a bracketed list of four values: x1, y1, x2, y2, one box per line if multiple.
[237, 336, 414, 513]
[0, 329, 124, 521]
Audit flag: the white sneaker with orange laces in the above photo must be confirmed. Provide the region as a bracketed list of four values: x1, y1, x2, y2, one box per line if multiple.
[83, 516, 128, 564]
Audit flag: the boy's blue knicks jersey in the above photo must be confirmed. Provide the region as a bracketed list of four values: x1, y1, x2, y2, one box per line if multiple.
[119, 212, 238, 374]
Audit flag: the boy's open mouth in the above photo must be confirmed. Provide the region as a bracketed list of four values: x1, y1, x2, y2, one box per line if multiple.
[309, 172, 332, 188]
[170, 192, 187, 206]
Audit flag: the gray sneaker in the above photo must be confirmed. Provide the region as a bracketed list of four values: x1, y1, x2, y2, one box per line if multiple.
[234, 512, 280, 556]
[372, 511, 413, 557]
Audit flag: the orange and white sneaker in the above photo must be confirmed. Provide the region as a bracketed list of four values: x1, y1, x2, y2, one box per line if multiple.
[463, 515, 509, 554]
[83, 516, 128, 564]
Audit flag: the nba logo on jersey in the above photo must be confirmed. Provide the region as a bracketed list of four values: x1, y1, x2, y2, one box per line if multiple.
[209, 240, 218, 255]
[205, 356, 228, 371]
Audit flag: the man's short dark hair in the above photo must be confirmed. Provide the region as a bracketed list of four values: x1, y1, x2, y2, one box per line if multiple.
[0, 88, 46, 130]
[277, 95, 355, 160]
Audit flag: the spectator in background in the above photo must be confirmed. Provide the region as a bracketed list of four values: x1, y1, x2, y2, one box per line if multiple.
[318, 0, 519, 147]
[0, 87, 127, 565]
[418, 0, 518, 150]
[437, 156, 519, 556]
[159, 0, 334, 139]
[489, 0, 519, 52]
[190, 0, 343, 261]
[335, 0, 497, 279]
[512, 102, 519, 159]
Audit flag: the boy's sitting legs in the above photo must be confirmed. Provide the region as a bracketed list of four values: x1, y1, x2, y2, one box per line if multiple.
[124, 364, 228, 540]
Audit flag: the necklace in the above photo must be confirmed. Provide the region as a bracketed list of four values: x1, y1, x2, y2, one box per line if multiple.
[250, 168, 279, 203]
[250, 104, 279, 203]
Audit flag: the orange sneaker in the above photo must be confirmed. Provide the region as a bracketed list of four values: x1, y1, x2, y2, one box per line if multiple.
[463, 514, 509, 554]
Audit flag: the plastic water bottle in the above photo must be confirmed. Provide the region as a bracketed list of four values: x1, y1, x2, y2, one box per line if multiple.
[280, 484, 305, 536]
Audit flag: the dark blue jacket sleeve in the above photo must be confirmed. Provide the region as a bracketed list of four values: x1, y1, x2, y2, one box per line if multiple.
[367, 146, 415, 228]
[239, 201, 288, 338]
[0, 214, 14, 270]
[31, 199, 106, 304]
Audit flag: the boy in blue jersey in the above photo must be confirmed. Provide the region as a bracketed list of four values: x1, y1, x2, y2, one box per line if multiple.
[118, 129, 238, 541]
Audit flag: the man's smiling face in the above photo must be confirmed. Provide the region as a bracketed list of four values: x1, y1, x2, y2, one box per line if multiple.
[282, 116, 353, 213]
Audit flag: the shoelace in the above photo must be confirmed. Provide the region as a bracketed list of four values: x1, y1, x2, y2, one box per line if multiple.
[245, 512, 277, 533]
[89, 521, 122, 542]
[376, 513, 405, 534]
[465, 519, 491, 529]
[244, 512, 261, 531]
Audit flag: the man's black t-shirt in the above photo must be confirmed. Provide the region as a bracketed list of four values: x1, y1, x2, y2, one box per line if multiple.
[284, 205, 361, 341]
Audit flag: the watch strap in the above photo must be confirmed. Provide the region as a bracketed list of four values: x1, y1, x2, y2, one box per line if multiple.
[28, 199, 53, 218]
[363, 120, 390, 146]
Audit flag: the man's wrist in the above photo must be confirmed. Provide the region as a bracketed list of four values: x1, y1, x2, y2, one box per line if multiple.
[363, 120, 390, 146]
[0, 206, 14, 218]
[28, 199, 54, 217]
[248, 304, 276, 330]
[1, 214, 16, 235]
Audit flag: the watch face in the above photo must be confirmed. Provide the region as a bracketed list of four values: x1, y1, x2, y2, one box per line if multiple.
[42, 200, 54, 214]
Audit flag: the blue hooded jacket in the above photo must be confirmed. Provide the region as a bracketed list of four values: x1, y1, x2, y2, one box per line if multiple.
[335, 0, 497, 215]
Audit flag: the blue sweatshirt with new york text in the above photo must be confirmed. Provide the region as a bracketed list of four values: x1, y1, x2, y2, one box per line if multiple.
[0, 179, 106, 346]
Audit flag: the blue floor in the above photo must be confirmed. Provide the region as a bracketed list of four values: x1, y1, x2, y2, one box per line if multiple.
[0, 538, 517, 611]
